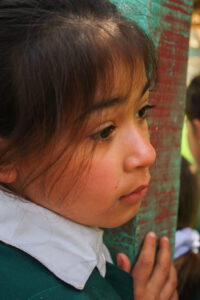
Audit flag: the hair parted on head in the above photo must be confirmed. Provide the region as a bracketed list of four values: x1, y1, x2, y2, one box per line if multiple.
[0, 0, 157, 192]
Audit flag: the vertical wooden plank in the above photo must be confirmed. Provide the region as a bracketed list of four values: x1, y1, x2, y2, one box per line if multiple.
[104, 0, 193, 265]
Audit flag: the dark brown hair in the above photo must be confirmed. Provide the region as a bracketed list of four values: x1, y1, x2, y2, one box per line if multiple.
[177, 157, 199, 229]
[175, 252, 200, 300]
[175, 157, 200, 300]
[186, 75, 200, 121]
[0, 0, 157, 191]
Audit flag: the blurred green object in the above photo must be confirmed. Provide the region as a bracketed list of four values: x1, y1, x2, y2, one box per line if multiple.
[181, 117, 194, 164]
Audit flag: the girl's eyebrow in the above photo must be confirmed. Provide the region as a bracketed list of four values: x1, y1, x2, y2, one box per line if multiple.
[78, 95, 128, 120]
[78, 80, 150, 119]
[87, 96, 128, 113]
[141, 79, 150, 97]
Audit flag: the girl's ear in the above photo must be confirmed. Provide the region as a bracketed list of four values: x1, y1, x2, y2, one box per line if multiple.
[193, 119, 200, 139]
[0, 164, 18, 183]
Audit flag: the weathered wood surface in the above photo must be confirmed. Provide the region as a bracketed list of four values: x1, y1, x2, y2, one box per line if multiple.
[104, 0, 193, 265]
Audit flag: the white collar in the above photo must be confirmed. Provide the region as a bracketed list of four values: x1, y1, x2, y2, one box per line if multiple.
[0, 191, 112, 290]
[174, 227, 200, 259]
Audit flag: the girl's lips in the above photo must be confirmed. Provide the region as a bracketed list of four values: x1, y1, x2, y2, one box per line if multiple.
[119, 185, 149, 204]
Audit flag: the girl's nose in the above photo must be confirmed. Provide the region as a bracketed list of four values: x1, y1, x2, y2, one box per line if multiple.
[123, 127, 156, 172]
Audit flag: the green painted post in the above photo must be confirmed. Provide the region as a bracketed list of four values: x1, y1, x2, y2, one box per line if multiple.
[104, 0, 193, 266]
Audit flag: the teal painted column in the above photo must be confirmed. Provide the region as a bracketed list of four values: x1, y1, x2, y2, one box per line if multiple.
[104, 0, 193, 265]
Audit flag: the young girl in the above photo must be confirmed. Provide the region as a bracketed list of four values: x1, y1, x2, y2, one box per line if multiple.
[0, 0, 178, 299]
[186, 75, 200, 169]
[175, 157, 200, 300]
[174, 76, 200, 300]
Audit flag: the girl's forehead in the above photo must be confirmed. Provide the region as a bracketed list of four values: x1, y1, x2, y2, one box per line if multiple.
[81, 65, 148, 119]
[95, 60, 147, 103]
[76, 64, 148, 122]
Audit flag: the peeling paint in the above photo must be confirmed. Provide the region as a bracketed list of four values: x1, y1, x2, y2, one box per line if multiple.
[104, 0, 192, 265]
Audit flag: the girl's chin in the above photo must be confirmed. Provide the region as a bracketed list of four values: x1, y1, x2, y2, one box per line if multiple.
[101, 210, 141, 228]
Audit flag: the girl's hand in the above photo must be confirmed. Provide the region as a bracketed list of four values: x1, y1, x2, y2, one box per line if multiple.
[117, 232, 178, 300]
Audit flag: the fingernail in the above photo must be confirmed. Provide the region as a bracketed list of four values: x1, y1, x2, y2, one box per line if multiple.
[148, 231, 156, 238]
[162, 236, 169, 242]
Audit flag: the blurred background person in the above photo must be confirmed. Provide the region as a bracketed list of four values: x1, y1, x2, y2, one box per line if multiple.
[175, 157, 200, 300]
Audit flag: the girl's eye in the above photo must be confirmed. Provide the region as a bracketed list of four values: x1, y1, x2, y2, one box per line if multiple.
[136, 104, 156, 119]
[91, 125, 116, 140]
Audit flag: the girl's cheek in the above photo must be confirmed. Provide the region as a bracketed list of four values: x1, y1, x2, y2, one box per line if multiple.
[88, 159, 118, 187]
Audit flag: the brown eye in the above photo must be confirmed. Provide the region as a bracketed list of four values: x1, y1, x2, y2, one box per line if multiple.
[136, 105, 156, 119]
[91, 125, 116, 140]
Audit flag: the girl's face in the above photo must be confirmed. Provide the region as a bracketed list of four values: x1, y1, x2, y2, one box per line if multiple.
[15, 64, 156, 228]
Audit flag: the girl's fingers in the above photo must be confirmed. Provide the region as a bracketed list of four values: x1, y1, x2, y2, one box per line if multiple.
[150, 236, 171, 293]
[159, 264, 178, 300]
[132, 233, 177, 300]
[117, 253, 131, 273]
[132, 232, 157, 286]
